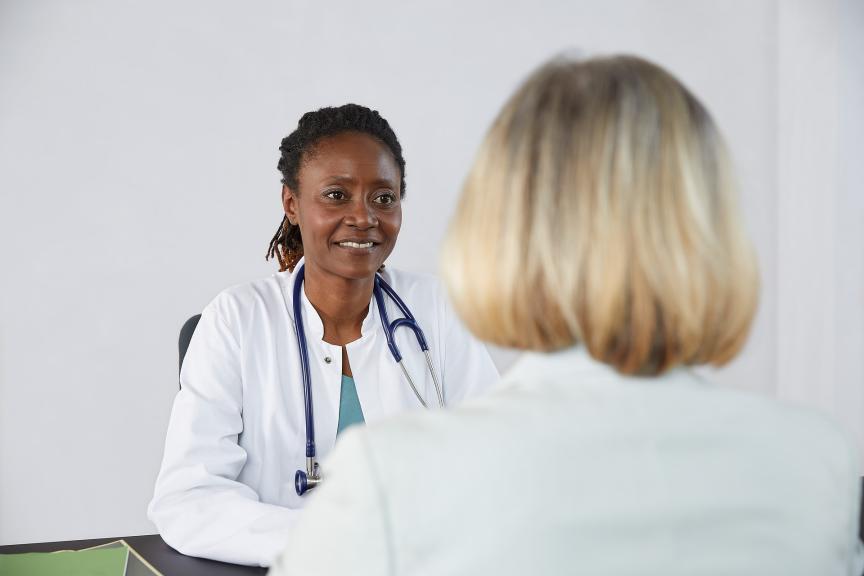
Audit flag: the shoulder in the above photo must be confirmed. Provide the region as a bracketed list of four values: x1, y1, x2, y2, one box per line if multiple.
[378, 266, 443, 298]
[677, 378, 853, 445]
[377, 267, 450, 319]
[202, 273, 290, 328]
[646, 375, 861, 480]
[732, 388, 859, 469]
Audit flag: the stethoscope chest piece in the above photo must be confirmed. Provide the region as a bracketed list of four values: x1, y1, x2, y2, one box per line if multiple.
[295, 457, 320, 496]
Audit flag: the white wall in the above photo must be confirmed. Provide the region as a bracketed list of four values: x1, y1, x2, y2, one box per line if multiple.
[775, 0, 864, 463]
[0, 0, 860, 544]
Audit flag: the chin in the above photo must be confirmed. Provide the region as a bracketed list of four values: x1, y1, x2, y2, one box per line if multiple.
[331, 258, 384, 280]
[308, 248, 391, 280]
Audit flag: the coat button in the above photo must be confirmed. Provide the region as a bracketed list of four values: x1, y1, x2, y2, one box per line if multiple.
[324, 356, 332, 364]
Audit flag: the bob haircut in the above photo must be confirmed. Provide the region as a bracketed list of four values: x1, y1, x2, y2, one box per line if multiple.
[442, 55, 759, 375]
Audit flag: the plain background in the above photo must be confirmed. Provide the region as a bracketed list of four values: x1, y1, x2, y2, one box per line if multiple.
[0, 0, 861, 544]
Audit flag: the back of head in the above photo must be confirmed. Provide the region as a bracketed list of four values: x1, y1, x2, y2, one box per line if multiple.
[443, 55, 759, 375]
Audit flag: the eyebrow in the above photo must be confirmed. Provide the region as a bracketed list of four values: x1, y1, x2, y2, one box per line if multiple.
[322, 175, 398, 187]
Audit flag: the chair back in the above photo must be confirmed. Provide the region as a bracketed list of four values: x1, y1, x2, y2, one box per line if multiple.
[178, 314, 202, 383]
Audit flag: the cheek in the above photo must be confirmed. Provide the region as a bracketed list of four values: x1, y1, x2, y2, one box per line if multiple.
[300, 212, 337, 240]
[385, 209, 402, 239]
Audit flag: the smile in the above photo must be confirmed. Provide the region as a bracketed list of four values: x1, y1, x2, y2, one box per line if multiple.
[337, 241, 375, 249]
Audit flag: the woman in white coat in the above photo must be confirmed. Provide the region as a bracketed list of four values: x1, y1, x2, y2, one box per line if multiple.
[270, 57, 863, 575]
[148, 104, 498, 567]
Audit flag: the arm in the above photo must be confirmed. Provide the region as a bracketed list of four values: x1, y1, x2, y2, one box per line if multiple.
[268, 429, 392, 576]
[148, 298, 296, 567]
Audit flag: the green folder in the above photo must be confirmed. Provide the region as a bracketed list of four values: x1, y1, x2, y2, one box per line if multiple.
[0, 539, 162, 576]
[0, 546, 128, 576]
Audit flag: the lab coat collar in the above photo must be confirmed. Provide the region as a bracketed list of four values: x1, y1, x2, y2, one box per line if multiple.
[277, 257, 379, 342]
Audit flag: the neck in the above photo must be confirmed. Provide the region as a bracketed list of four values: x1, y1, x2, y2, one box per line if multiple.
[302, 261, 374, 346]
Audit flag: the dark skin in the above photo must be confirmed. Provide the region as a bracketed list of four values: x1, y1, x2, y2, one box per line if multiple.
[283, 132, 403, 377]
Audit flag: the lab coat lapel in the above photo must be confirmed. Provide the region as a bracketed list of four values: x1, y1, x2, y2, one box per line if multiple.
[300, 288, 343, 457]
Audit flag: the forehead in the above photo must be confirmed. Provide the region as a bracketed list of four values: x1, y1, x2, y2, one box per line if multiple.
[300, 132, 400, 184]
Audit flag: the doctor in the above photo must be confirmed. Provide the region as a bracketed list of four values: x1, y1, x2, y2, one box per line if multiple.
[148, 103, 499, 567]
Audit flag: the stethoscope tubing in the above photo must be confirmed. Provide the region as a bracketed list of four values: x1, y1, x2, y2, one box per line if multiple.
[291, 265, 317, 460]
[374, 275, 430, 359]
[291, 264, 443, 495]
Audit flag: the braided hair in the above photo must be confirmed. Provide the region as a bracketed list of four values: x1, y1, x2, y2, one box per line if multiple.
[266, 104, 407, 272]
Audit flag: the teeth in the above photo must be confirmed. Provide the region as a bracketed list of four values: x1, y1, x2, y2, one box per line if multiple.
[339, 241, 373, 248]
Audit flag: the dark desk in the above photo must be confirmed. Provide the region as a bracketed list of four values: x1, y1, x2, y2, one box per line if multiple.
[0, 534, 266, 576]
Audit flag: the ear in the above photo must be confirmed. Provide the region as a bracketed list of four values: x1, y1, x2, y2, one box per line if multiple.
[282, 185, 299, 225]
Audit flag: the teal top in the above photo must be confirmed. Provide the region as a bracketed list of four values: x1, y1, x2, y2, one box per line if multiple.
[337, 375, 365, 435]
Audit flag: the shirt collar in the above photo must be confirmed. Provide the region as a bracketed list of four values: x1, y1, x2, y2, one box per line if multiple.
[505, 344, 701, 389]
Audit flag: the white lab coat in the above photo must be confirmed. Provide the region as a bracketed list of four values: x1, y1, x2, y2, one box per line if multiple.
[270, 346, 864, 576]
[147, 260, 499, 567]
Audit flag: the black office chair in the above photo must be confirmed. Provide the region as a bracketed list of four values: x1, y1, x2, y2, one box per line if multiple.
[178, 314, 202, 384]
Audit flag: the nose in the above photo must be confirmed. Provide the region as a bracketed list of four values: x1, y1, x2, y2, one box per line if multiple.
[345, 197, 378, 229]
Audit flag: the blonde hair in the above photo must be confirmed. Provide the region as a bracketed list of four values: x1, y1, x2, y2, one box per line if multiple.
[442, 55, 759, 375]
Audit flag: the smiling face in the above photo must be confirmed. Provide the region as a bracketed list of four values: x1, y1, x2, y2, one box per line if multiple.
[283, 131, 403, 281]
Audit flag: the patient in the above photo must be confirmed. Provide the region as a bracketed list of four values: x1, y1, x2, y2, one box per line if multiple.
[269, 55, 863, 575]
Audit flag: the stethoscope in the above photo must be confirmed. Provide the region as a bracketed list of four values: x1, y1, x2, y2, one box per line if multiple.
[291, 264, 444, 495]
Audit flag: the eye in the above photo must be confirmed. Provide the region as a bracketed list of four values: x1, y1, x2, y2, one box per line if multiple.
[373, 192, 397, 205]
[324, 189, 346, 201]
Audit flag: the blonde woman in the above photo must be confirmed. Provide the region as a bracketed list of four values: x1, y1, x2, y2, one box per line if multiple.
[269, 56, 863, 575]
